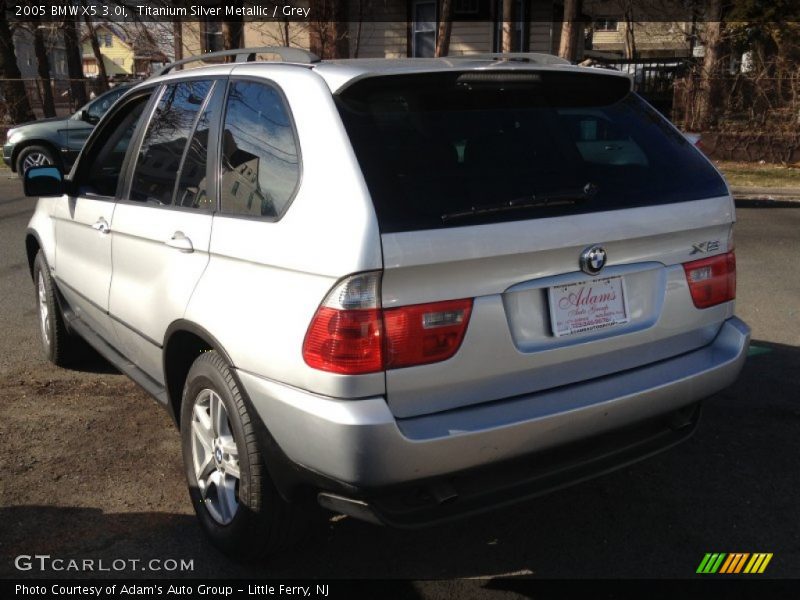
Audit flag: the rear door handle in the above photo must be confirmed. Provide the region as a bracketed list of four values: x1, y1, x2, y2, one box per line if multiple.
[91, 218, 110, 234]
[165, 231, 194, 253]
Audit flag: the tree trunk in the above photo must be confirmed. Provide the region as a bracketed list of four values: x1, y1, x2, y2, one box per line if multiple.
[623, 5, 636, 60]
[558, 0, 582, 62]
[84, 19, 109, 93]
[61, 15, 87, 109]
[501, 0, 516, 53]
[173, 21, 183, 62]
[435, 0, 453, 57]
[31, 19, 56, 117]
[697, 0, 725, 130]
[0, 2, 35, 123]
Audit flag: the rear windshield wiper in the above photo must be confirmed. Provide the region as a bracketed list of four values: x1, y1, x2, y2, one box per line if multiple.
[441, 183, 597, 223]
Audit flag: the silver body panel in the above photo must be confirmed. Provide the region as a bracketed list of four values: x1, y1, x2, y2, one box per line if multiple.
[26, 56, 749, 506]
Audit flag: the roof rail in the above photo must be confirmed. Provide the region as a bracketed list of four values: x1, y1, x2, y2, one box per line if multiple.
[450, 52, 571, 66]
[157, 46, 320, 76]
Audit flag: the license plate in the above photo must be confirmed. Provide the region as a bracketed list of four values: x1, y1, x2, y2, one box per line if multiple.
[548, 276, 630, 337]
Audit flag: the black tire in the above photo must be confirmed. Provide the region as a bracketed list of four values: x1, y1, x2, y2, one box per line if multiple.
[16, 145, 60, 177]
[33, 250, 79, 367]
[180, 351, 310, 559]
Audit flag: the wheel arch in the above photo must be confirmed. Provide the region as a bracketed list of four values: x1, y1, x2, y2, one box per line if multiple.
[162, 320, 234, 426]
[25, 229, 44, 279]
[12, 139, 64, 172]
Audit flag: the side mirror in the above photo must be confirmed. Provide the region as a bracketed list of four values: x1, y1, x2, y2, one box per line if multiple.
[24, 166, 65, 197]
[81, 110, 99, 124]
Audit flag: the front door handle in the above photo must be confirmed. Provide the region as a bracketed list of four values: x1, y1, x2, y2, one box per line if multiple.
[91, 218, 110, 234]
[165, 231, 194, 253]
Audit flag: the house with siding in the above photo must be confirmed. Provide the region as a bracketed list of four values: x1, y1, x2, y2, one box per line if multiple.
[177, 0, 694, 64]
[179, 0, 562, 61]
[81, 24, 169, 79]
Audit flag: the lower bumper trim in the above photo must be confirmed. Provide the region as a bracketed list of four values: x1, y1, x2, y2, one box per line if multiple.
[354, 402, 701, 528]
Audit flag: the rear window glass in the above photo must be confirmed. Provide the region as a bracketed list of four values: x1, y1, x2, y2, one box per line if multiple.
[335, 71, 727, 233]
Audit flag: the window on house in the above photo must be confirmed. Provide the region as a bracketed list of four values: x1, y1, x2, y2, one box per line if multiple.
[411, 0, 437, 58]
[104, 34, 113, 47]
[201, 19, 223, 53]
[219, 80, 300, 218]
[595, 19, 618, 32]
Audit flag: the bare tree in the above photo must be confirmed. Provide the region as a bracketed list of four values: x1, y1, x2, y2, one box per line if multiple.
[501, 0, 516, 53]
[435, 0, 453, 57]
[697, 0, 725, 129]
[31, 18, 56, 117]
[309, 0, 349, 59]
[0, 0, 35, 123]
[559, 0, 583, 61]
[84, 19, 109, 92]
[61, 12, 87, 108]
[620, 0, 636, 59]
[173, 21, 183, 62]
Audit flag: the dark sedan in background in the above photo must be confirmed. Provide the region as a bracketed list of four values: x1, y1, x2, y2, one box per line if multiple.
[3, 83, 135, 178]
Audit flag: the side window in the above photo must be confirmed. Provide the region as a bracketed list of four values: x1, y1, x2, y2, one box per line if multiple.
[174, 86, 219, 210]
[129, 80, 213, 205]
[79, 96, 150, 197]
[220, 80, 300, 218]
[85, 87, 125, 121]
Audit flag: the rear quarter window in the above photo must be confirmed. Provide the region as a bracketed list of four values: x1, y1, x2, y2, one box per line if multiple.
[335, 71, 727, 233]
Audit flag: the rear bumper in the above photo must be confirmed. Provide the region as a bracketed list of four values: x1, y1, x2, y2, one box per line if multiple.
[238, 316, 749, 521]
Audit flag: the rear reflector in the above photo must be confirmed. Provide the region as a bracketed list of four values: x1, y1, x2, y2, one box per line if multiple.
[683, 251, 736, 309]
[302, 272, 473, 374]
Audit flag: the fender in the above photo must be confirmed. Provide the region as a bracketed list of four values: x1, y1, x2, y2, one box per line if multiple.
[162, 319, 310, 501]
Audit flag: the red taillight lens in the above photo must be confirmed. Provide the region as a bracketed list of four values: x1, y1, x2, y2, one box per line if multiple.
[302, 273, 473, 374]
[383, 299, 473, 369]
[302, 306, 384, 374]
[683, 251, 736, 309]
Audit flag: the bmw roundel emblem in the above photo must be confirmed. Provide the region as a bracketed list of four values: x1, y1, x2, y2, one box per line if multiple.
[580, 245, 607, 275]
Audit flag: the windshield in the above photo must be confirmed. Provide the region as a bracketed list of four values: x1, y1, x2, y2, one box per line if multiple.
[335, 71, 727, 233]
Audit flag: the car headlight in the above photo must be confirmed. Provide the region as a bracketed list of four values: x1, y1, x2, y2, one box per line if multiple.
[6, 130, 21, 145]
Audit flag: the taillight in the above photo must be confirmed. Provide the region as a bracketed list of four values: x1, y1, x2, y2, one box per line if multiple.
[302, 272, 473, 374]
[683, 251, 736, 309]
[384, 299, 473, 369]
[302, 272, 384, 374]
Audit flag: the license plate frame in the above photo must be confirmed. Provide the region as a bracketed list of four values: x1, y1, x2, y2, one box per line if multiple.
[548, 275, 630, 338]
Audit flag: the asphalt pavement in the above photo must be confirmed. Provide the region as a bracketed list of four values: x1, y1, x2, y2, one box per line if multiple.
[0, 170, 798, 588]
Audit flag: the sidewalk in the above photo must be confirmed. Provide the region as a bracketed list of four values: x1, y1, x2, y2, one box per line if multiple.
[731, 186, 800, 202]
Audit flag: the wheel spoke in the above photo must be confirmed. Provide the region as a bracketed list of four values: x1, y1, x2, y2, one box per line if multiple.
[195, 451, 214, 483]
[210, 392, 225, 438]
[217, 473, 238, 521]
[221, 458, 240, 479]
[191, 419, 213, 453]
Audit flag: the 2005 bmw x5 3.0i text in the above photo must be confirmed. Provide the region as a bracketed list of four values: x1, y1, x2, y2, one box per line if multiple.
[23, 47, 749, 558]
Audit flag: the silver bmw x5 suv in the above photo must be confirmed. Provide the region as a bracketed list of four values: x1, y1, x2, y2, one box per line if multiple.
[23, 47, 749, 557]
